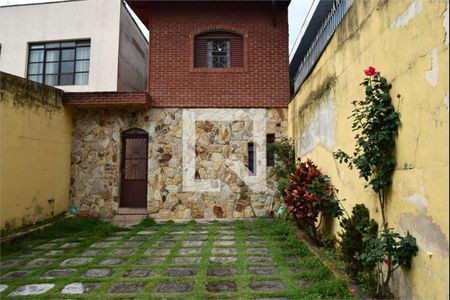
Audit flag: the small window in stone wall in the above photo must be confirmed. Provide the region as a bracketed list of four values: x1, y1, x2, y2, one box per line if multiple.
[267, 134, 275, 166]
[248, 142, 255, 175]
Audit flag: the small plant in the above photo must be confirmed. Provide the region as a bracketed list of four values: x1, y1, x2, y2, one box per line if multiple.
[267, 138, 296, 197]
[320, 232, 338, 249]
[339, 204, 378, 277]
[333, 67, 400, 227]
[137, 217, 157, 227]
[284, 159, 343, 243]
[357, 229, 418, 298]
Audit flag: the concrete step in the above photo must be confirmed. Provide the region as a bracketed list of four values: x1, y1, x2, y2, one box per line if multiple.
[117, 208, 148, 215]
[111, 213, 148, 227]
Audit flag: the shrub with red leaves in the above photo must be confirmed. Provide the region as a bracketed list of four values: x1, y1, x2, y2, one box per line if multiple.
[284, 159, 343, 242]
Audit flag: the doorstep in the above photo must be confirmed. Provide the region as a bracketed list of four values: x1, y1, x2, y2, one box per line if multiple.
[117, 208, 148, 215]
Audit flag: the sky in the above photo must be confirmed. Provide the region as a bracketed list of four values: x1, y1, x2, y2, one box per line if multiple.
[0, 0, 315, 55]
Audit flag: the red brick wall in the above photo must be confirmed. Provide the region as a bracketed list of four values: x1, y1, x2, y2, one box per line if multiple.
[63, 92, 150, 106]
[146, 2, 290, 108]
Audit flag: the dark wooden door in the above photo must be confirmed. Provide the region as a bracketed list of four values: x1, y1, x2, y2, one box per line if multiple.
[120, 128, 148, 208]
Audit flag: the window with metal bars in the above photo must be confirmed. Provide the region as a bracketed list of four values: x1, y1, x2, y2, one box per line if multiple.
[194, 31, 243, 68]
[27, 40, 90, 86]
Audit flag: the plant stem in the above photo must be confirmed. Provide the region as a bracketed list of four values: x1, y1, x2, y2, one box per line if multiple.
[378, 191, 387, 229]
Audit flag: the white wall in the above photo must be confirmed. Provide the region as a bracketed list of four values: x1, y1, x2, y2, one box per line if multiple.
[0, 0, 122, 92]
[117, 3, 148, 91]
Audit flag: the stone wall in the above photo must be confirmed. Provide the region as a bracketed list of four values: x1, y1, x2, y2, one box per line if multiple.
[70, 108, 287, 220]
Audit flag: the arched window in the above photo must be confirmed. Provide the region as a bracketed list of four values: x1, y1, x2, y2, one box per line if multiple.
[194, 31, 243, 68]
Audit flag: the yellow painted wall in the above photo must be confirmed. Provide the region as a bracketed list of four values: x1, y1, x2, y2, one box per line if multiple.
[0, 72, 72, 231]
[289, 0, 449, 299]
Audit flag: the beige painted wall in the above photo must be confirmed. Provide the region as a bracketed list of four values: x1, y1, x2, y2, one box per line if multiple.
[289, 0, 449, 299]
[0, 72, 72, 231]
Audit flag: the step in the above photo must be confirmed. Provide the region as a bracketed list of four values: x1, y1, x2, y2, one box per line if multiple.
[117, 208, 148, 215]
[112, 213, 148, 227]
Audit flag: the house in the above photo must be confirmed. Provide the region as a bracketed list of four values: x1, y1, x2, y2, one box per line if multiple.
[0, 0, 148, 92]
[64, 0, 291, 220]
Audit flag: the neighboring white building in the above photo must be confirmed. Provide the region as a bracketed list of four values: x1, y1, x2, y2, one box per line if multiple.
[0, 0, 148, 92]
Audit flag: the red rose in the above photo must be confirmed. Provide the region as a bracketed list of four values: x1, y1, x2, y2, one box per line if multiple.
[364, 66, 377, 76]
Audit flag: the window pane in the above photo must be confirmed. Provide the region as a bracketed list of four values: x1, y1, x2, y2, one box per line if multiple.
[29, 50, 44, 62]
[76, 47, 90, 60]
[45, 74, 58, 86]
[30, 44, 44, 49]
[28, 63, 43, 75]
[45, 42, 60, 49]
[207, 39, 230, 68]
[46, 50, 59, 62]
[61, 41, 76, 47]
[61, 49, 75, 61]
[28, 75, 43, 83]
[76, 40, 90, 46]
[61, 61, 74, 73]
[59, 73, 74, 85]
[75, 60, 89, 72]
[45, 62, 59, 74]
[75, 73, 89, 85]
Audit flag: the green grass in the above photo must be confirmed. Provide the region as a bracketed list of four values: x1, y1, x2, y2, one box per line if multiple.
[0, 218, 353, 299]
[1, 217, 121, 257]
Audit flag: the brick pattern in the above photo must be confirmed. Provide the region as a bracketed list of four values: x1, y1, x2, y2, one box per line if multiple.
[144, 2, 290, 108]
[63, 92, 151, 107]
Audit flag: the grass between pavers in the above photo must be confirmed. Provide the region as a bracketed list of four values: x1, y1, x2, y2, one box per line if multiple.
[0, 218, 353, 299]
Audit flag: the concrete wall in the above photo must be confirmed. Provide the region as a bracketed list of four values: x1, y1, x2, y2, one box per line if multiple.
[288, 1, 449, 299]
[0, 72, 72, 231]
[0, 0, 123, 92]
[117, 4, 148, 91]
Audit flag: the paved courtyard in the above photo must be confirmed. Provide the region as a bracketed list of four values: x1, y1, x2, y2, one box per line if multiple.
[0, 220, 348, 299]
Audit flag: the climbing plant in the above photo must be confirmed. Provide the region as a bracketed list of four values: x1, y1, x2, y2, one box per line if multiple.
[333, 66, 400, 227]
[334, 67, 418, 298]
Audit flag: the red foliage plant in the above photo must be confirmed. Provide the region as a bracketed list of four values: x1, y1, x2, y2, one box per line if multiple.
[284, 159, 323, 233]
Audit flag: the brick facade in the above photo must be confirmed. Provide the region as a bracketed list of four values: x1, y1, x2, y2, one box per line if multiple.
[63, 92, 151, 106]
[135, 1, 290, 108]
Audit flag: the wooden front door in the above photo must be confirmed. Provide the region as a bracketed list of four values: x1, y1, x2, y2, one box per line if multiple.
[120, 128, 148, 208]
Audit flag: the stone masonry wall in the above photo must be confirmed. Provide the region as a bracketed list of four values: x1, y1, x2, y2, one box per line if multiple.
[70, 108, 287, 219]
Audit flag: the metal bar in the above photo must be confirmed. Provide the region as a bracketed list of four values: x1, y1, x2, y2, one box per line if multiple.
[292, 0, 352, 94]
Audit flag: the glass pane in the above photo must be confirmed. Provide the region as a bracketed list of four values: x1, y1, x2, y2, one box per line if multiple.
[76, 47, 90, 60]
[59, 73, 74, 85]
[61, 62, 74, 73]
[61, 41, 76, 47]
[45, 62, 59, 74]
[77, 40, 90, 46]
[28, 75, 43, 83]
[75, 60, 89, 72]
[28, 63, 43, 75]
[30, 44, 44, 49]
[29, 50, 44, 62]
[45, 42, 60, 49]
[61, 49, 75, 61]
[46, 50, 59, 62]
[75, 73, 89, 85]
[45, 74, 58, 86]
